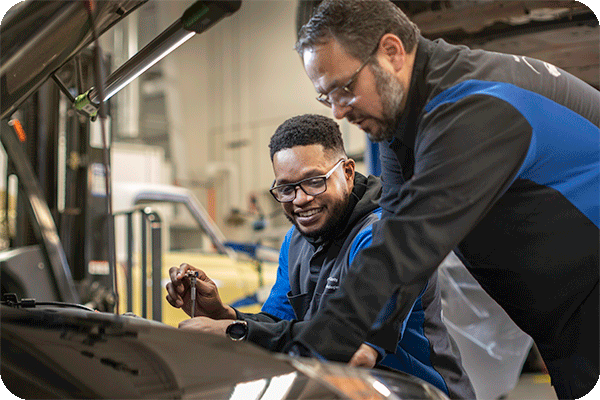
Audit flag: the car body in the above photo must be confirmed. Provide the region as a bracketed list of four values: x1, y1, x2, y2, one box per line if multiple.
[1, 301, 449, 400]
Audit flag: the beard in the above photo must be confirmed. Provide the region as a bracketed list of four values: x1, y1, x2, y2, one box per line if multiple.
[365, 62, 405, 142]
[285, 193, 351, 240]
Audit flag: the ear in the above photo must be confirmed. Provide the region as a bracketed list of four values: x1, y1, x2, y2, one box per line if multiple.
[377, 33, 406, 72]
[344, 158, 356, 182]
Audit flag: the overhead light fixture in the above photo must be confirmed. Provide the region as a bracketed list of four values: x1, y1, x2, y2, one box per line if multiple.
[75, 0, 242, 117]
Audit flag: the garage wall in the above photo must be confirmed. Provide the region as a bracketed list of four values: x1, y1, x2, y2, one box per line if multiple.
[113, 1, 598, 245]
[156, 0, 367, 241]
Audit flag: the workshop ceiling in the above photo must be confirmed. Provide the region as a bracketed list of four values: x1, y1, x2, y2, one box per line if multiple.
[296, 0, 599, 88]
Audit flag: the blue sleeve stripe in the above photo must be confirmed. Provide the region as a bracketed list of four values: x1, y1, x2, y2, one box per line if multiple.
[261, 228, 296, 319]
[349, 208, 382, 264]
[260, 307, 295, 321]
[425, 79, 599, 227]
[348, 208, 412, 334]
[348, 209, 446, 391]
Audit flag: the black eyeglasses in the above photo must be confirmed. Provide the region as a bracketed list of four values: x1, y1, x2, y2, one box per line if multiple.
[316, 41, 380, 108]
[270, 159, 345, 203]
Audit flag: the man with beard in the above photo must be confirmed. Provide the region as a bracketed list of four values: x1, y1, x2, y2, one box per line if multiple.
[166, 114, 475, 399]
[289, 1, 599, 399]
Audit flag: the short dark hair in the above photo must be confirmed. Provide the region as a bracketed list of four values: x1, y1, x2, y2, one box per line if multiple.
[296, 0, 420, 63]
[269, 114, 346, 160]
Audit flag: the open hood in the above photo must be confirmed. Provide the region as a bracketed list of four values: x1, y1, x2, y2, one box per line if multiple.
[1, 0, 147, 120]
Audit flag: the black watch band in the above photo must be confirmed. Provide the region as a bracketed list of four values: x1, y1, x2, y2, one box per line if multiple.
[226, 320, 248, 341]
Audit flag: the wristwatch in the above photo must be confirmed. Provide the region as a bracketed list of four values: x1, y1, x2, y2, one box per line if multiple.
[226, 320, 248, 341]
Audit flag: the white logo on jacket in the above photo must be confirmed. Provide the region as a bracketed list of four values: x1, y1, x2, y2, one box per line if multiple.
[326, 277, 339, 290]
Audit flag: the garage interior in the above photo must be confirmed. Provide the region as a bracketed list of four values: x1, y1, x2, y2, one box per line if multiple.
[0, 1, 598, 399]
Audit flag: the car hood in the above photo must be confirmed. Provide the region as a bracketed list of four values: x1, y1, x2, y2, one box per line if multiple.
[1, 303, 448, 399]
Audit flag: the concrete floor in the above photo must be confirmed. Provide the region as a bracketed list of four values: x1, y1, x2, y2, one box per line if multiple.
[505, 373, 600, 400]
[505, 373, 557, 400]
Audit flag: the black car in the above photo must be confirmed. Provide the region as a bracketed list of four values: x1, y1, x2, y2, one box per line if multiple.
[1, 299, 449, 399]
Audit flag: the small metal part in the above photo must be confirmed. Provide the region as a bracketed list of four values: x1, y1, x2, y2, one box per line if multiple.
[20, 299, 36, 308]
[187, 271, 198, 318]
[3, 293, 18, 306]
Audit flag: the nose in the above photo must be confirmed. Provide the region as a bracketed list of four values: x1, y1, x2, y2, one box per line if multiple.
[331, 101, 352, 120]
[292, 187, 314, 206]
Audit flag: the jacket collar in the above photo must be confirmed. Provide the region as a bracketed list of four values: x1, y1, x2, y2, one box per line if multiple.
[390, 36, 433, 150]
[386, 36, 435, 180]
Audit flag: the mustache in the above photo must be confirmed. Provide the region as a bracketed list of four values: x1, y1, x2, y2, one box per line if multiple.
[346, 112, 365, 125]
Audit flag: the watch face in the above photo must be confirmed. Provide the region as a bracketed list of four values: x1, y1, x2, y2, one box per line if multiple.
[227, 321, 247, 341]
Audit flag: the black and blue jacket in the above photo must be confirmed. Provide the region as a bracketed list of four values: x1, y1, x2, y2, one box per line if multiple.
[237, 173, 474, 399]
[293, 37, 599, 396]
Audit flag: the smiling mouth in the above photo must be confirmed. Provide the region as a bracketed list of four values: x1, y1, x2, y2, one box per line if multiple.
[296, 208, 322, 218]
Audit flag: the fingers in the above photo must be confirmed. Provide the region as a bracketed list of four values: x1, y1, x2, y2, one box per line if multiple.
[176, 264, 215, 296]
[167, 263, 198, 293]
[349, 356, 367, 367]
[348, 351, 362, 367]
[195, 268, 209, 282]
[167, 266, 185, 296]
[175, 263, 202, 279]
[348, 344, 378, 368]
[166, 269, 185, 308]
[166, 263, 214, 310]
[165, 282, 182, 307]
[165, 292, 180, 308]
[171, 263, 210, 282]
[168, 265, 181, 282]
[166, 264, 194, 308]
[195, 277, 217, 297]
